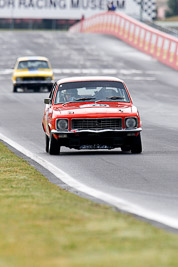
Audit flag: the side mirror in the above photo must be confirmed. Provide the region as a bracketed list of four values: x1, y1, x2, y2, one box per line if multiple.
[44, 98, 51, 104]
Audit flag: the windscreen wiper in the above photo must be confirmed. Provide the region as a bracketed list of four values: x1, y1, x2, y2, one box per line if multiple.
[106, 96, 124, 100]
[62, 101, 76, 106]
[95, 96, 124, 103]
[75, 97, 96, 101]
[62, 97, 96, 106]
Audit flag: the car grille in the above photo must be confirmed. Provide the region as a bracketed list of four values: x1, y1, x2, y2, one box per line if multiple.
[71, 118, 123, 130]
[22, 77, 45, 81]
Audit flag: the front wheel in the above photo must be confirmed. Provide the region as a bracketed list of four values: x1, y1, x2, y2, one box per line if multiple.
[49, 133, 60, 155]
[45, 134, 49, 153]
[131, 134, 142, 154]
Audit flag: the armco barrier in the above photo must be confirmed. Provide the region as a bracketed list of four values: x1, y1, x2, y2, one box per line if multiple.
[69, 12, 178, 71]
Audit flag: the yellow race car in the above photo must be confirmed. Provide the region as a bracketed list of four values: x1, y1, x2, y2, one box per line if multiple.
[12, 56, 54, 92]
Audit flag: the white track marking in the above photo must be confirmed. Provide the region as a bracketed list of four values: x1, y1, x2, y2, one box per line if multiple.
[0, 132, 178, 229]
[133, 77, 156, 81]
[0, 69, 157, 81]
[0, 69, 13, 74]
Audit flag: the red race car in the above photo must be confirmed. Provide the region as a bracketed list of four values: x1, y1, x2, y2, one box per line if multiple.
[42, 76, 142, 155]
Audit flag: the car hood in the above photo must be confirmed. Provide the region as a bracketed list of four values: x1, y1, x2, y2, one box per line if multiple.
[54, 103, 137, 116]
[14, 69, 53, 77]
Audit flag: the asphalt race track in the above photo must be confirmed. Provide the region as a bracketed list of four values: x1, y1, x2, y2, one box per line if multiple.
[0, 31, 178, 230]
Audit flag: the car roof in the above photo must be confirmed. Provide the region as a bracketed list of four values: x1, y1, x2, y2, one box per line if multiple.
[17, 56, 49, 62]
[56, 76, 124, 84]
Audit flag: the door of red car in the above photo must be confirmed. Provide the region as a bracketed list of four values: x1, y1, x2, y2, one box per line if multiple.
[43, 82, 57, 135]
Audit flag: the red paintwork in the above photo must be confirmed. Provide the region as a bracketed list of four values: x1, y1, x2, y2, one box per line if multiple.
[43, 76, 141, 138]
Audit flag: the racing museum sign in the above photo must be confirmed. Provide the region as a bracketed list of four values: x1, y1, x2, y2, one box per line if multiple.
[0, 0, 156, 20]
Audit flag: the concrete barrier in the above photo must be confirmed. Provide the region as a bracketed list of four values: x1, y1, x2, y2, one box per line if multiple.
[69, 12, 178, 71]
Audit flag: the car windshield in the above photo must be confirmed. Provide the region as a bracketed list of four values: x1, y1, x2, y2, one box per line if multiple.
[17, 60, 49, 70]
[54, 81, 130, 104]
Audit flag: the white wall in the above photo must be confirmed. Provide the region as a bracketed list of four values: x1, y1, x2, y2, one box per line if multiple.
[0, 0, 156, 20]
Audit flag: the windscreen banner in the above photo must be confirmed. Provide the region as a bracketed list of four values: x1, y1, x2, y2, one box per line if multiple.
[0, 0, 156, 20]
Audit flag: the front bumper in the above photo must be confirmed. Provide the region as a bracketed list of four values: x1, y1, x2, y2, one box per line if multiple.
[14, 80, 54, 88]
[51, 128, 142, 134]
[51, 128, 142, 149]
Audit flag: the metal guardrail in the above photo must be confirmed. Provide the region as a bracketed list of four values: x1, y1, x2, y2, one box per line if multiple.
[145, 21, 178, 38]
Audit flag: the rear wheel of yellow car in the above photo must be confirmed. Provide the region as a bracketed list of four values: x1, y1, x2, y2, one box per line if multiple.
[121, 146, 130, 152]
[49, 133, 60, 155]
[13, 85, 17, 93]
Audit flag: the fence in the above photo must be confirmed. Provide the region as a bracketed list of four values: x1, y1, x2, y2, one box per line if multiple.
[69, 12, 178, 71]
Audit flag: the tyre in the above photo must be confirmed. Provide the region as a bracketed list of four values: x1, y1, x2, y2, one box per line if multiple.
[121, 146, 130, 152]
[45, 134, 49, 153]
[131, 134, 142, 154]
[13, 85, 17, 93]
[49, 133, 60, 155]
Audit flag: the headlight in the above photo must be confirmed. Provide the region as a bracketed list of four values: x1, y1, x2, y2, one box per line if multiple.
[125, 118, 137, 129]
[46, 77, 52, 81]
[56, 119, 68, 131]
[16, 77, 22, 82]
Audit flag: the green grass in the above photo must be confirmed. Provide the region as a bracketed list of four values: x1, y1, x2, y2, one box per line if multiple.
[0, 141, 178, 267]
[156, 16, 178, 22]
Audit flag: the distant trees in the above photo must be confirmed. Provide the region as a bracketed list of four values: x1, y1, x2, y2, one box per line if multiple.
[166, 0, 178, 17]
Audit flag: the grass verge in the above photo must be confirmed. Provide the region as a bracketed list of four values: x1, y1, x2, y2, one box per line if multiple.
[159, 16, 178, 22]
[0, 141, 178, 267]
